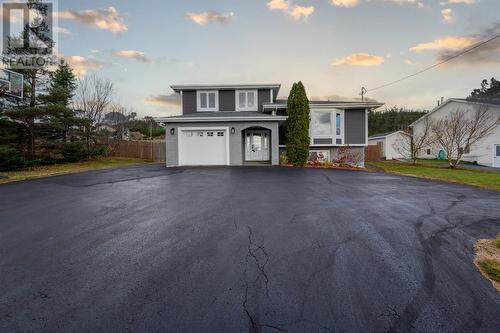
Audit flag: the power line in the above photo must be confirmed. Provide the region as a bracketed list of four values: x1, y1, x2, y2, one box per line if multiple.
[366, 33, 500, 93]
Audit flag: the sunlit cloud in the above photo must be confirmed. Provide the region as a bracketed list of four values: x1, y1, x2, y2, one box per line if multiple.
[144, 94, 181, 108]
[186, 11, 234, 25]
[330, 0, 359, 7]
[267, 0, 314, 21]
[330, 0, 425, 8]
[144, 94, 181, 115]
[410, 36, 477, 52]
[111, 50, 150, 63]
[440, 0, 479, 5]
[333, 53, 385, 66]
[64, 55, 104, 76]
[410, 23, 500, 66]
[57, 7, 127, 34]
[441, 8, 454, 22]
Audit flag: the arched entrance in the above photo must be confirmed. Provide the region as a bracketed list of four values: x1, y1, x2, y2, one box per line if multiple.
[243, 127, 271, 163]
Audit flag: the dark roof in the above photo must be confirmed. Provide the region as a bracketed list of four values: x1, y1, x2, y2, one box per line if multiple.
[155, 111, 287, 123]
[462, 97, 500, 106]
[273, 99, 381, 104]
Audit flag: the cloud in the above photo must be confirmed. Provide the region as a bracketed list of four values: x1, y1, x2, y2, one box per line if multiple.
[111, 50, 150, 63]
[330, 0, 424, 7]
[440, 0, 479, 5]
[434, 23, 500, 65]
[441, 8, 454, 22]
[289, 5, 315, 20]
[54, 26, 71, 34]
[333, 53, 385, 66]
[64, 55, 104, 76]
[267, 0, 314, 21]
[144, 94, 181, 108]
[186, 11, 234, 25]
[330, 0, 359, 7]
[267, 0, 290, 10]
[57, 7, 127, 33]
[410, 36, 477, 52]
[410, 23, 500, 66]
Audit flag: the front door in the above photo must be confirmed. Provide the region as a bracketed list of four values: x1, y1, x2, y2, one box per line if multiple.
[494, 144, 500, 168]
[245, 130, 270, 161]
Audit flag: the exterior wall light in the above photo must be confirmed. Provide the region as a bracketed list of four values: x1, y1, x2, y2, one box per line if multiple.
[170, 128, 175, 135]
[231, 127, 235, 134]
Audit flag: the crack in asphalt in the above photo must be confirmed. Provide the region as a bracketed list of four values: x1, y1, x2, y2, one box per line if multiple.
[55, 170, 186, 188]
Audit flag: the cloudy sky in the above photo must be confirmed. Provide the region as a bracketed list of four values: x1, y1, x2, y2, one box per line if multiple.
[48, 0, 500, 116]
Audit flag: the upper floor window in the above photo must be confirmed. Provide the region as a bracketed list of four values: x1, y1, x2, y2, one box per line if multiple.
[197, 90, 218, 112]
[236, 90, 258, 111]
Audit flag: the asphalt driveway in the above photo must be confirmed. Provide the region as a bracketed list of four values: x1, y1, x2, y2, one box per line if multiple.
[1, 165, 499, 333]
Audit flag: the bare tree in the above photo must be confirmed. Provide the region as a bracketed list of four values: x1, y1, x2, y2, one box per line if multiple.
[73, 74, 114, 151]
[394, 117, 433, 164]
[431, 105, 500, 168]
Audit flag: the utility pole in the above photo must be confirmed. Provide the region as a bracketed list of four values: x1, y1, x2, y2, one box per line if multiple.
[361, 87, 367, 102]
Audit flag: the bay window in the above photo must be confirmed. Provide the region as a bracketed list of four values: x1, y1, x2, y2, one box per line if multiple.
[310, 110, 344, 145]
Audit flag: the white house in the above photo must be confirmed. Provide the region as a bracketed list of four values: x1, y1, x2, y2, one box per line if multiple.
[368, 131, 407, 160]
[411, 98, 500, 168]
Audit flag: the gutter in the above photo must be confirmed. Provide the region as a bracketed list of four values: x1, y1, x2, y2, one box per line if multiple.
[154, 116, 288, 123]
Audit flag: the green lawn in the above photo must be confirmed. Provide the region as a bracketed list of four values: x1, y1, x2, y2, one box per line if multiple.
[0, 158, 151, 184]
[370, 161, 500, 191]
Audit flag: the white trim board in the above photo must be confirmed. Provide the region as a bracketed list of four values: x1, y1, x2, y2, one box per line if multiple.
[156, 116, 288, 123]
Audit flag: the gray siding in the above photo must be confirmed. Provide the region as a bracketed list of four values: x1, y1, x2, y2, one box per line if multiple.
[165, 121, 280, 167]
[182, 90, 196, 114]
[182, 89, 269, 114]
[345, 109, 366, 144]
[219, 90, 235, 111]
[258, 89, 271, 111]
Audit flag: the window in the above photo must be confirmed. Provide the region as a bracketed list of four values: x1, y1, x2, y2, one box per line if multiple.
[217, 131, 224, 137]
[336, 113, 341, 136]
[311, 111, 332, 137]
[207, 132, 214, 137]
[197, 131, 204, 137]
[464, 145, 470, 154]
[309, 150, 330, 162]
[236, 90, 258, 111]
[197, 91, 218, 111]
[426, 149, 431, 155]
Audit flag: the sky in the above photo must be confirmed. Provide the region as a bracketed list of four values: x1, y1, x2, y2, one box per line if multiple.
[26, 0, 500, 116]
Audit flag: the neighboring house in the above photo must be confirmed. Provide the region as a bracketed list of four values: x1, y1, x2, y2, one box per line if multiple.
[155, 84, 383, 167]
[411, 98, 500, 168]
[368, 131, 407, 160]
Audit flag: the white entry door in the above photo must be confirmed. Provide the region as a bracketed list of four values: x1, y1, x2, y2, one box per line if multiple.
[494, 144, 500, 168]
[179, 129, 228, 166]
[245, 130, 270, 161]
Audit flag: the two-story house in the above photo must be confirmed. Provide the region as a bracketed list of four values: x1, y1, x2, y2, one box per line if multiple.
[155, 84, 384, 167]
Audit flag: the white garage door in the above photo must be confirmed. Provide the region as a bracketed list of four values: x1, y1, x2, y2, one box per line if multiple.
[179, 129, 228, 166]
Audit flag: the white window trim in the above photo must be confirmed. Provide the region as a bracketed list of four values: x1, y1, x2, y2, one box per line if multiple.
[197, 90, 219, 112]
[309, 109, 345, 145]
[236, 90, 258, 112]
